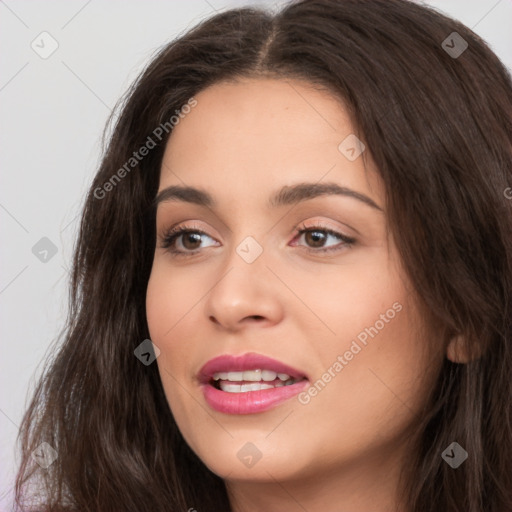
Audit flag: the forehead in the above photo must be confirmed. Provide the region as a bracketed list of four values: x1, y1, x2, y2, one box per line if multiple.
[159, 78, 383, 206]
[167, 77, 351, 152]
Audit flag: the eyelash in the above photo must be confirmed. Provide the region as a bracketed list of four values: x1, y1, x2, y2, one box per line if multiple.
[159, 223, 356, 258]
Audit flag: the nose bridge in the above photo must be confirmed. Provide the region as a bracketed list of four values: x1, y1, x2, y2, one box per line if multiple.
[234, 233, 266, 266]
[219, 203, 271, 268]
[203, 229, 283, 328]
[214, 232, 269, 299]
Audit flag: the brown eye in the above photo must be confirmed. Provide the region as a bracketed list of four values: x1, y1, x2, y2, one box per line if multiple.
[304, 230, 328, 248]
[181, 232, 202, 250]
[160, 227, 218, 256]
[292, 225, 356, 254]
[160, 223, 355, 258]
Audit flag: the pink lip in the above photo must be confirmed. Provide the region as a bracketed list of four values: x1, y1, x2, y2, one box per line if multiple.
[198, 352, 309, 415]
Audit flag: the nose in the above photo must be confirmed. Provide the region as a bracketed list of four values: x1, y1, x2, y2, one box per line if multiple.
[203, 244, 284, 332]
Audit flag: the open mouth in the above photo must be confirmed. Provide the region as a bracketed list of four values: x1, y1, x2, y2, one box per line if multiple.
[210, 369, 305, 392]
[198, 353, 310, 414]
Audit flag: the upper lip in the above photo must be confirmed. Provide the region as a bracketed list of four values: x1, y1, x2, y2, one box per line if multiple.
[198, 352, 308, 383]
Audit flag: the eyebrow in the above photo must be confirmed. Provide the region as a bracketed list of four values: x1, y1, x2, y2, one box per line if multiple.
[153, 182, 383, 211]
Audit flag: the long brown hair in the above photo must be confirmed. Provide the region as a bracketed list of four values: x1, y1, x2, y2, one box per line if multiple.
[14, 1, 512, 510]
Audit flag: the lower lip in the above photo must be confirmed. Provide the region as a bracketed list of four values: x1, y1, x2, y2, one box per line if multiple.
[202, 380, 310, 414]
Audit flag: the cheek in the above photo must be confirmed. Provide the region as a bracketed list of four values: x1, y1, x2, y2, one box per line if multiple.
[145, 274, 163, 338]
[145, 263, 198, 341]
[292, 251, 405, 353]
[145, 265, 202, 399]
[302, 296, 433, 450]
[145, 271, 192, 438]
[145, 268, 186, 390]
[297, 256, 432, 436]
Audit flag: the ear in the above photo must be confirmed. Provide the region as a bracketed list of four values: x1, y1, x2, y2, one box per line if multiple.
[446, 334, 476, 364]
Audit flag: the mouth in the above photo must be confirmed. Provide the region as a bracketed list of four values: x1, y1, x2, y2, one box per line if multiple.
[198, 353, 309, 414]
[210, 369, 302, 392]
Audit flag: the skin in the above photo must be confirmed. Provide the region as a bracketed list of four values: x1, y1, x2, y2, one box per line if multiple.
[145, 78, 446, 512]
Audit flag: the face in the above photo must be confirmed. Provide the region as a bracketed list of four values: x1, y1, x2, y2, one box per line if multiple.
[146, 78, 440, 486]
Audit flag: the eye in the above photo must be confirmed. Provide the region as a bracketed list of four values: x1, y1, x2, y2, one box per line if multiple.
[290, 223, 356, 253]
[158, 222, 356, 258]
[159, 224, 218, 257]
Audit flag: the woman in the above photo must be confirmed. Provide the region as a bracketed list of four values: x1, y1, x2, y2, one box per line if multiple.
[14, 0, 512, 510]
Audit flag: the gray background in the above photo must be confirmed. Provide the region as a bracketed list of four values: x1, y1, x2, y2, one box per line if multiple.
[1, 0, 511, 508]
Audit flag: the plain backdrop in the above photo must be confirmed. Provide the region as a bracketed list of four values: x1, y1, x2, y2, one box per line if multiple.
[1, 0, 511, 508]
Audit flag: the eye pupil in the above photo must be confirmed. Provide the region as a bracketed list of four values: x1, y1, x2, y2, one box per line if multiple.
[183, 232, 202, 249]
[306, 230, 326, 247]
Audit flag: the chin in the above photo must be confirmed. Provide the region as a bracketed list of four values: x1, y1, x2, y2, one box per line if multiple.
[182, 427, 317, 483]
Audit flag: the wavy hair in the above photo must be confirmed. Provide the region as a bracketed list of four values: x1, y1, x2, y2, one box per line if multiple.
[14, 0, 512, 510]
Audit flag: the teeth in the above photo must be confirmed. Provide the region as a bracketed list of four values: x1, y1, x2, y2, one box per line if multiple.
[220, 381, 282, 393]
[220, 382, 241, 393]
[212, 369, 293, 382]
[241, 383, 274, 392]
[243, 370, 262, 381]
